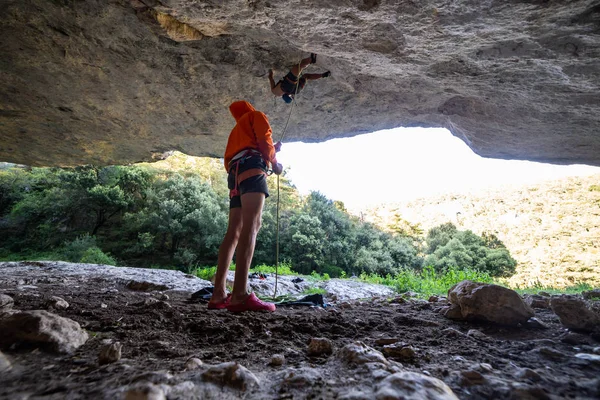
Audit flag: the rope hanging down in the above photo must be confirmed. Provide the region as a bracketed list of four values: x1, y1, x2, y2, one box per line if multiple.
[273, 59, 302, 300]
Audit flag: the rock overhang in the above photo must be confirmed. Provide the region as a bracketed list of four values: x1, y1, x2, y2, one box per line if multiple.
[0, 0, 599, 167]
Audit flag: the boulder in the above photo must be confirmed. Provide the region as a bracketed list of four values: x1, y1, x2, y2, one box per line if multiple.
[0, 310, 88, 353]
[375, 371, 458, 400]
[446, 281, 534, 325]
[550, 295, 600, 333]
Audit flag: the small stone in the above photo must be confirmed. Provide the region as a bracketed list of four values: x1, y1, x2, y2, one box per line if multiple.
[50, 296, 69, 310]
[124, 383, 166, 400]
[593, 347, 600, 355]
[574, 353, 600, 364]
[538, 291, 551, 297]
[185, 357, 203, 370]
[390, 297, 406, 304]
[442, 305, 463, 319]
[428, 295, 439, 302]
[201, 361, 259, 391]
[159, 293, 170, 301]
[441, 328, 466, 338]
[460, 370, 486, 386]
[477, 363, 494, 372]
[375, 338, 400, 346]
[526, 317, 549, 329]
[339, 342, 389, 366]
[515, 368, 542, 382]
[307, 337, 333, 357]
[0, 350, 12, 372]
[339, 302, 352, 309]
[467, 329, 489, 341]
[382, 344, 416, 361]
[281, 367, 322, 388]
[375, 371, 458, 400]
[100, 303, 108, 309]
[99, 342, 122, 365]
[538, 347, 567, 361]
[561, 332, 594, 345]
[269, 354, 285, 366]
[524, 295, 550, 309]
[0, 294, 14, 310]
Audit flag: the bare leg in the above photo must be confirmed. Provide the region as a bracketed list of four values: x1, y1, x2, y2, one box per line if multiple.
[302, 73, 324, 81]
[209, 207, 242, 304]
[269, 69, 285, 96]
[230, 192, 265, 304]
[290, 56, 313, 77]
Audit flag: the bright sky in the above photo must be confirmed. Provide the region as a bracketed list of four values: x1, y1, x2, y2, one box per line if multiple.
[276, 127, 600, 210]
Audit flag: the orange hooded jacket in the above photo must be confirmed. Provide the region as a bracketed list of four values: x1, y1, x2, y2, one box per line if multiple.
[224, 101, 277, 170]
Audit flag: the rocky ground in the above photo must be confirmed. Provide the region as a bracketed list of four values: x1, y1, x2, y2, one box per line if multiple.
[1, 262, 599, 399]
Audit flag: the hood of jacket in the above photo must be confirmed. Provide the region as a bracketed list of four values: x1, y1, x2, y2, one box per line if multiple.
[229, 100, 256, 122]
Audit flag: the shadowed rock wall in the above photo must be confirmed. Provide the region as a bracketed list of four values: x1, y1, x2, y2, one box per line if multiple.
[1, 0, 599, 166]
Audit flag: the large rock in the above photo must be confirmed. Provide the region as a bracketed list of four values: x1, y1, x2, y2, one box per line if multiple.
[1, 1, 600, 167]
[446, 281, 534, 326]
[0, 310, 88, 353]
[550, 295, 600, 333]
[375, 371, 458, 400]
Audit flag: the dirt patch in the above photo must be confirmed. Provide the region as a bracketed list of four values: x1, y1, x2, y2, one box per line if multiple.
[0, 271, 599, 399]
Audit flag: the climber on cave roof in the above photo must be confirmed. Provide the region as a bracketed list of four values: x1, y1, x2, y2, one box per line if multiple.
[268, 53, 331, 104]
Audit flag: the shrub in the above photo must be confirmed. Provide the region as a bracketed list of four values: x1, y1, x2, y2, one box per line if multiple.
[80, 247, 117, 266]
[62, 234, 98, 262]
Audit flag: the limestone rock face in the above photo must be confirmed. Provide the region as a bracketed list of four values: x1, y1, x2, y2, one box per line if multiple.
[446, 280, 534, 326]
[1, 1, 600, 167]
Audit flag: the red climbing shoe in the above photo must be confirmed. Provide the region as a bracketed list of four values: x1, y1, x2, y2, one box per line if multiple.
[226, 293, 276, 313]
[310, 53, 317, 64]
[207, 294, 231, 310]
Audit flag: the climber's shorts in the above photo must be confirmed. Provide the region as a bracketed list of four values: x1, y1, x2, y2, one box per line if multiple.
[279, 71, 306, 95]
[228, 156, 269, 209]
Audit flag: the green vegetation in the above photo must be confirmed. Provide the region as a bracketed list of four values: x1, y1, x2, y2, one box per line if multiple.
[589, 184, 600, 192]
[302, 287, 327, 295]
[358, 265, 494, 297]
[0, 158, 520, 291]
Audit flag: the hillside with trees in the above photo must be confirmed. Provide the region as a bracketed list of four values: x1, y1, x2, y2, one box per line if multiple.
[363, 174, 600, 287]
[0, 153, 516, 281]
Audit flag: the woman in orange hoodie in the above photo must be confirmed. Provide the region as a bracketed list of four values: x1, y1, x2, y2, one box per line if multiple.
[208, 100, 283, 312]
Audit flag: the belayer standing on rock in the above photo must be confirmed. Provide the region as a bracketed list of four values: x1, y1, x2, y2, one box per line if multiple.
[269, 53, 331, 104]
[207, 100, 282, 312]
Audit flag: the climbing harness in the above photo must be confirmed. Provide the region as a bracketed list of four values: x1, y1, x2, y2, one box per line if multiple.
[228, 149, 268, 199]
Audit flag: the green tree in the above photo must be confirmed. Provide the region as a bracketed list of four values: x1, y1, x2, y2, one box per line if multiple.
[424, 223, 516, 277]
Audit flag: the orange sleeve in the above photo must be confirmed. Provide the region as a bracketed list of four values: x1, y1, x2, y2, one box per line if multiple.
[252, 111, 277, 165]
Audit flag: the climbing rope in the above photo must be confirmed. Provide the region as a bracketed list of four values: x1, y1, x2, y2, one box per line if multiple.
[273, 58, 303, 300]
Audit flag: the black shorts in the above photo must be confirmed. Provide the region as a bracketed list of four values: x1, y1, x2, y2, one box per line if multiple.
[228, 155, 269, 209]
[278, 71, 306, 95]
